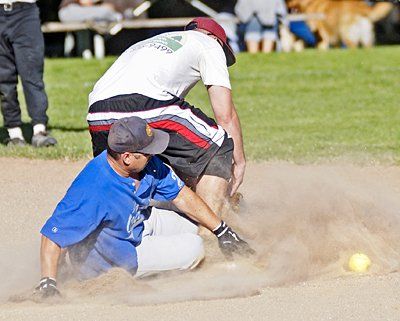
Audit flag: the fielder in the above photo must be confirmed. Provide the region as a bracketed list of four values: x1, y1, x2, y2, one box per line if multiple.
[36, 116, 253, 298]
[87, 17, 245, 214]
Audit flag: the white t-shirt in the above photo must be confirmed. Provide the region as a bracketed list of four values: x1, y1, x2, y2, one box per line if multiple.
[89, 30, 231, 106]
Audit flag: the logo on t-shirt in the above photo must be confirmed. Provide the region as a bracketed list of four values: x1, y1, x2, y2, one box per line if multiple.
[145, 34, 185, 54]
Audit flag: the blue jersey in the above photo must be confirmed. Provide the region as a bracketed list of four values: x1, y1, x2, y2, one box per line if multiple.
[41, 151, 184, 279]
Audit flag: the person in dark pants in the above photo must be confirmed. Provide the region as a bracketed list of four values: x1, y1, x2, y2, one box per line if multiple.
[0, 1, 57, 147]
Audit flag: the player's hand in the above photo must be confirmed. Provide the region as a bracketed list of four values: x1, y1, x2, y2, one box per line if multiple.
[34, 277, 60, 298]
[230, 161, 245, 197]
[213, 221, 255, 259]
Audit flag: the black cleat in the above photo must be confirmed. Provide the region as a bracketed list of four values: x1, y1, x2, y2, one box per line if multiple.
[31, 132, 57, 147]
[6, 137, 26, 146]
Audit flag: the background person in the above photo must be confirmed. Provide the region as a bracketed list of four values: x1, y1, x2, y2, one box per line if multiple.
[59, 0, 121, 59]
[235, 0, 288, 53]
[0, 0, 57, 147]
[58, 0, 145, 58]
[87, 17, 246, 215]
[59, 0, 123, 23]
[35, 116, 254, 298]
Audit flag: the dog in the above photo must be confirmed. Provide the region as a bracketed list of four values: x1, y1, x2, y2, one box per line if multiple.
[287, 0, 393, 49]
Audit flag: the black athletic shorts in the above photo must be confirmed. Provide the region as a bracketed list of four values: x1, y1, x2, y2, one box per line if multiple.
[87, 93, 234, 181]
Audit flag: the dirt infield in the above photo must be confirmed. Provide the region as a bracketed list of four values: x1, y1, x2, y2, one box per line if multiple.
[1, 158, 400, 321]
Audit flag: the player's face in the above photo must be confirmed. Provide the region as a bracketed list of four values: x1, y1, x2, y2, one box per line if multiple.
[128, 152, 152, 172]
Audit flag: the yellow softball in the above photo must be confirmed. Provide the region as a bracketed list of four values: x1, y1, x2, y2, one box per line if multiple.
[348, 253, 371, 272]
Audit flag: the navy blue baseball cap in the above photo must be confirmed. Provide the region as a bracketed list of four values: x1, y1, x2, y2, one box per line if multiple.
[108, 116, 169, 154]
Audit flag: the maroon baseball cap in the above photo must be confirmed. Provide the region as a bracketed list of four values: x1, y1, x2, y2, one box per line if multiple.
[108, 116, 169, 154]
[185, 17, 236, 67]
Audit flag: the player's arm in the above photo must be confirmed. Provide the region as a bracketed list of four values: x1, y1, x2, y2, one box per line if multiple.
[153, 158, 254, 259]
[172, 185, 254, 259]
[207, 85, 246, 196]
[35, 235, 62, 297]
[41, 235, 61, 279]
[35, 184, 106, 298]
[172, 185, 220, 230]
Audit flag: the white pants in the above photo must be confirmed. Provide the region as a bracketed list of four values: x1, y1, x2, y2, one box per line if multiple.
[135, 208, 205, 278]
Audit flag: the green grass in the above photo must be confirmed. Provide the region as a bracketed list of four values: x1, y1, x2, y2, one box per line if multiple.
[1, 46, 399, 163]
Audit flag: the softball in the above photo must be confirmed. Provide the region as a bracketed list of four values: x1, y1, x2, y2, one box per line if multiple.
[348, 253, 371, 272]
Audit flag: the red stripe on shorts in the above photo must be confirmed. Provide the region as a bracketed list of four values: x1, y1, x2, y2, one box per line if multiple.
[89, 124, 112, 132]
[150, 120, 211, 149]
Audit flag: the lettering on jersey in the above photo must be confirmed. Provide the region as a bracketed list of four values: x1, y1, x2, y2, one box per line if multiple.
[126, 204, 147, 239]
[167, 165, 184, 188]
[126, 213, 143, 235]
[133, 34, 185, 54]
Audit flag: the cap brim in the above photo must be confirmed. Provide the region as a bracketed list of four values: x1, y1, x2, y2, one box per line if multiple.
[136, 128, 169, 155]
[223, 42, 236, 67]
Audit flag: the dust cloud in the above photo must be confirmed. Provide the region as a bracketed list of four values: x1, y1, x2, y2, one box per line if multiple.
[239, 163, 400, 285]
[2, 162, 400, 305]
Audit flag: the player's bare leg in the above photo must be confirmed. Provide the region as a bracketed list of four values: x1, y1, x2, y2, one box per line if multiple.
[196, 174, 229, 216]
[194, 174, 228, 238]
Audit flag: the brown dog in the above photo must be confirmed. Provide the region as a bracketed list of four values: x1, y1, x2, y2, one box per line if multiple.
[287, 0, 393, 48]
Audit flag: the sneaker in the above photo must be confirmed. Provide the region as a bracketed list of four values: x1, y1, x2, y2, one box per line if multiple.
[31, 132, 57, 147]
[6, 137, 26, 147]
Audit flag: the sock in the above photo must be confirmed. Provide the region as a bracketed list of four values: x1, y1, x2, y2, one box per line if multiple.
[8, 127, 24, 140]
[33, 124, 46, 136]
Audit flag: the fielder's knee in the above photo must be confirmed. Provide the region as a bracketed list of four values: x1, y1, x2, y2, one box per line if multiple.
[180, 234, 205, 270]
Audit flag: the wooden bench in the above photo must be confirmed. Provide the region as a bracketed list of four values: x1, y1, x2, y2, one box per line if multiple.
[41, 14, 325, 58]
[41, 17, 196, 34]
[41, 14, 325, 33]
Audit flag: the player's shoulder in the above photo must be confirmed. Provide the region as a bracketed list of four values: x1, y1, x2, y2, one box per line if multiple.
[186, 30, 222, 51]
[144, 156, 167, 174]
[143, 157, 184, 192]
[82, 152, 107, 175]
[143, 156, 174, 180]
[72, 152, 109, 188]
